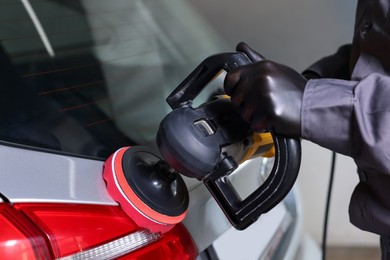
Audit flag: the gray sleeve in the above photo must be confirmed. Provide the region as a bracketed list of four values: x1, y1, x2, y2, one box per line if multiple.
[302, 44, 352, 80]
[301, 73, 390, 174]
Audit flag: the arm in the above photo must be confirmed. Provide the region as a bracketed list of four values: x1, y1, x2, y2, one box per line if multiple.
[309, 74, 390, 236]
[303, 73, 390, 174]
[225, 43, 390, 174]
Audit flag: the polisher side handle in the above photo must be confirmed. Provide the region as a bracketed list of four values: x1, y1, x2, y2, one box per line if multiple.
[203, 134, 301, 230]
[166, 52, 253, 109]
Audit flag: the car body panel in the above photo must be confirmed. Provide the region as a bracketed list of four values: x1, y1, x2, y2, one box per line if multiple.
[0, 144, 115, 205]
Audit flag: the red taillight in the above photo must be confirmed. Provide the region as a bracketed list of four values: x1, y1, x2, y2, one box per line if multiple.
[0, 204, 51, 259]
[8, 203, 197, 259]
[15, 203, 139, 258]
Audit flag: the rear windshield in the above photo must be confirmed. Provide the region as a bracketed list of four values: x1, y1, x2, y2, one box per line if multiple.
[0, 0, 225, 159]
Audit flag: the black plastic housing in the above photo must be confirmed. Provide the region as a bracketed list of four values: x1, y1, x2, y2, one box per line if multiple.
[122, 146, 189, 216]
[157, 98, 252, 180]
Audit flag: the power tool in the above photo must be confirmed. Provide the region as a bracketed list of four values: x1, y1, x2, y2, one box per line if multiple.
[103, 48, 302, 233]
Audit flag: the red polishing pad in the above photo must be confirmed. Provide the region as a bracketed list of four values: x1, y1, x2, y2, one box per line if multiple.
[103, 146, 188, 234]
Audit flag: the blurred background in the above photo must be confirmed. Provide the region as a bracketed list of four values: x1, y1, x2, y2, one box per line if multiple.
[189, 0, 380, 250]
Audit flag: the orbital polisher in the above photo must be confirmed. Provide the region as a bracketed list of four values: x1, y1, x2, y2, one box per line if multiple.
[103, 47, 302, 233]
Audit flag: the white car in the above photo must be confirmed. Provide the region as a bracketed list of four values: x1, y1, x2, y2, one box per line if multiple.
[0, 0, 320, 259]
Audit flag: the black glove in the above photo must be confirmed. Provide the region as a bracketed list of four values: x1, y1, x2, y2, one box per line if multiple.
[224, 42, 306, 137]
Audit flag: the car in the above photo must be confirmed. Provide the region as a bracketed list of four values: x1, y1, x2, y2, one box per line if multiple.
[0, 0, 321, 259]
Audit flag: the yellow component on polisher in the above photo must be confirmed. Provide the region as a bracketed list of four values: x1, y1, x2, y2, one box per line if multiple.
[240, 132, 275, 163]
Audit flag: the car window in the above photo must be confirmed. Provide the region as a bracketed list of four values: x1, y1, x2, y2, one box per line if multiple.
[0, 0, 226, 158]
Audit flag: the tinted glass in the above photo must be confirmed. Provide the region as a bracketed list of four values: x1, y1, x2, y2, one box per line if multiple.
[0, 0, 225, 158]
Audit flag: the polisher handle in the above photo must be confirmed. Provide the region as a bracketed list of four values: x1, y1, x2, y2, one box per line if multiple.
[166, 52, 253, 109]
[203, 133, 301, 230]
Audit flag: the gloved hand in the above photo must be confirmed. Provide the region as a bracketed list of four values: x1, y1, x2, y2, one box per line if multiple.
[224, 42, 307, 137]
